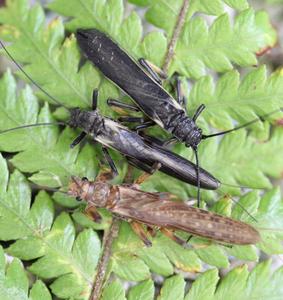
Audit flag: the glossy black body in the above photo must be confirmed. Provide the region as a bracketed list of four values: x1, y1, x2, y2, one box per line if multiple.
[69, 108, 219, 189]
[76, 29, 202, 148]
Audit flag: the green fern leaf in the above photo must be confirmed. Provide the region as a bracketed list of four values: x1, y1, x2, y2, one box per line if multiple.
[127, 279, 154, 300]
[141, 126, 283, 201]
[0, 155, 100, 299]
[188, 66, 283, 128]
[127, 0, 151, 7]
[158, 275, 185, 300]
[48, 0, 142, 51]
[170, 9, 276, 78]
[48, 0, 275, 79]
[0, 0, 99, 108]
[0, 71, 99, 186]
[184, 269, 218, 300]
[0, 0, 282, 298]
[0, 245, 52, 300]
[223, 0, 249, 10]
[153, 260, 283, 300]
[101, 280, 126, 300]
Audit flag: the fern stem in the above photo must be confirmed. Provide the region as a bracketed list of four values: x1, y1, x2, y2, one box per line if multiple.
[90, 218, 120, 300]
[162, 0, 190, 73]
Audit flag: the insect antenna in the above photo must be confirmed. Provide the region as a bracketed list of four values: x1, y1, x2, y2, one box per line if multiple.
[0, 40, 69, 110]
[0, 40, 70, 132]
[221, 182, 264, 190]
[202, 108, 283, 140]
[46, 188, 68, 195]
[217, 190, 257, 223]
[32, 183, 69, 195]
[0, 122, 65, 135]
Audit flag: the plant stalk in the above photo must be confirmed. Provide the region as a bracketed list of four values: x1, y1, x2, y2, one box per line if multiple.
[162, 0, 190, 73]
[89, 218, 120, 300]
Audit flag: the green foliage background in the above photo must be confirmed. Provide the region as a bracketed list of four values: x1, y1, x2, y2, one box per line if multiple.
[0, 0, 282, 299]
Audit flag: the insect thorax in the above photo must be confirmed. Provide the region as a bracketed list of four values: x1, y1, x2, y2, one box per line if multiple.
[167, 111, 202, 148]
[69, 108, 104, 136]
[90, 182, 112, 207]
[68, 177, 112, 207]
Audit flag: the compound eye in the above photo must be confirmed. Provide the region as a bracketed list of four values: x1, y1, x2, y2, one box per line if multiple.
[82, 177, 88, 182]
[76, 196, 82, 201]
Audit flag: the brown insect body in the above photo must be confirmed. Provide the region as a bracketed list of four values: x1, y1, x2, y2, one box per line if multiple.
[68, 177, 260, 245]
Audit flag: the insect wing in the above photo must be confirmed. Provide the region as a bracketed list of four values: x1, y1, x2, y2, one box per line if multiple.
[94, 118, 219, 190]
[113, 188, 260, 245]
[148, 142, 220, 190]
[76, 29, 182, 127]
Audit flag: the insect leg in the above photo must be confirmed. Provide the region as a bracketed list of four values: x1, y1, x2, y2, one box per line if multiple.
[138, 58, 166, 85]
[130, 221, 152, 247]
[127, 157, 162, 183]
[192, 104, 206, 122]
[141, 133, 178, 148]
[176, 77, 187, 107]
[95, 171, 114, 182]
[127, 157, 155, 173]
[118, 116, 145, 124]
[78, 56, 88, 71]
[135, 162, 161, 184]
[147, 226, 157, 238]
[127, 157, 161, 180]
[138, 133, 165, 146]
[135, 120, 155, 131]
[175, 77, 206, 119]
[70, 132, 87, 148]
[162, 136, 179, 146]
[92, 89, 98, 110]
[186, 235, 193, 244]
[85, 205, 102, 223]
[107, 99, 140, 112]
[101, 147, 118, 176]
[160, 228, 187, 247]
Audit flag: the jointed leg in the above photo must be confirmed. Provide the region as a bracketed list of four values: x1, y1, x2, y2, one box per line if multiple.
[147, 226, 157, 238]
[192, 104, 205, 122]
[95, 171, 114, 182]
[160, 228, 187, 247]
[141, 133, 178, 148]
[92, 89, 98, 110]
[127, 157, 157, 174]
[131, 221, 152, 247]
[135, 120, 155, 131]
[176, 78, 185, 106]
[138, 58, 167, 85]
[70, 132, 87, 148]
[107, 99, 140, 112]
[101, 146, 118, 176]
[135, 162, 161, 184]
[85, 206, 102, 223]
[118, 116, 145, 124]
[175, 77, 187, 108]
[70, 89, 99, 148]
[162, 136, 179, 147]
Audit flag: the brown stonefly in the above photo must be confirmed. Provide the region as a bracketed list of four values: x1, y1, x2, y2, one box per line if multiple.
[68, 175, 260, 246]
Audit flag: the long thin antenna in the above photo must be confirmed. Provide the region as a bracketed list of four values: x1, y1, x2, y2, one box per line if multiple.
[221, 182, 263, 190]
[202, 108, 283, 139]
[46, 188, 68, 195]
[217, 190, 257, 223]
[0, 122, 65, 135]
[0, 40, 69, 109]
